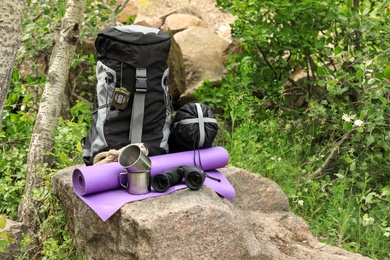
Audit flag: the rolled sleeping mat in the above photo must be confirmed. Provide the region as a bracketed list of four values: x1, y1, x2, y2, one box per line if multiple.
[73, 146, 229, 196]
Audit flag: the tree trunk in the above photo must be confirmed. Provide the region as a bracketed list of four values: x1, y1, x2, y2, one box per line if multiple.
[353, 0, 361, 51]
[0, 0, 26, 127]
[18, 0, 85, 231]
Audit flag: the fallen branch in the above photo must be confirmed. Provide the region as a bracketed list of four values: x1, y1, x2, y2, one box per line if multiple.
[71, 92, 91, 104]
[311, 130, 353, 179]
[257, 43, 280, 80]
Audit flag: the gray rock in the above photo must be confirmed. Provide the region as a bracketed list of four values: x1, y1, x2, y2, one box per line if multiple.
[50, 165, 370, 260]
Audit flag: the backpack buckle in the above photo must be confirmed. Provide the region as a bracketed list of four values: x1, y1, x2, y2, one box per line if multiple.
[136, 68, 147, 93]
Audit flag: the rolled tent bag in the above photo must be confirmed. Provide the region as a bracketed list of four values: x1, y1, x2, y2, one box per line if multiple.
[169, 103, 218, 153]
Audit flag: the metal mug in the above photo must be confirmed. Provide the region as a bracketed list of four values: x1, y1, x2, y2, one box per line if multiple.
[119, 170, 151, 195]
[118, 144, 151, 172]
[118, 144, 151, 195]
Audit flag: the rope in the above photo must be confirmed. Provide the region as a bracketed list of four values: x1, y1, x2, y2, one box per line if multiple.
[93, 143, 149, 165]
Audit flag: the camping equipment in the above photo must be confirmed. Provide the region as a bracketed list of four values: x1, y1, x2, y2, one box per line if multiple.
[169, 103, 218, 153]
[82, 25, 172, 165]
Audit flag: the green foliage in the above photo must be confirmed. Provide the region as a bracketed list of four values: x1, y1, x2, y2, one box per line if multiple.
[196, 0, 390, 259]
[1, 77, 90, 257]
[1, 0, 388, 258]
[47, 102, 91, 170]
[1, 0, 113, 258]
[0, 71, 36, 219]
[0, 215, 14, 253]
[17, 0, 107, 106]
[15, 166, 87, 260]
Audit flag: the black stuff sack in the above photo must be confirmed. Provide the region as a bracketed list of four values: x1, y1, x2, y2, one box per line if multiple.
[82, 25, 172, 165]
[169, 103, 218, 153]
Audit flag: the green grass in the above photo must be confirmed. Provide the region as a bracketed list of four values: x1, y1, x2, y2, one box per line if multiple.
[216, 105, 390, 259]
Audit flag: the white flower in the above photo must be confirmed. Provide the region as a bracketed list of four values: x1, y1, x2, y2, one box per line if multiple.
[342, 114, 356, 122]
[362, 214, 375, 226]
[342, 114, 351, 122]
[354, 119, 364, 126]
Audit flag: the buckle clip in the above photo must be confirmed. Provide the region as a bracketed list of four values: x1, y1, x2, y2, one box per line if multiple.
[136, 68, 147, 93]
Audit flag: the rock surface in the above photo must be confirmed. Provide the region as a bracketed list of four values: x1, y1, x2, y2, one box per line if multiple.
[48, 165, 370, 260]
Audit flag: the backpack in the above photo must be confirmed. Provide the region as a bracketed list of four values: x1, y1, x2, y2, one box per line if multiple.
[82, 25, 172, 166]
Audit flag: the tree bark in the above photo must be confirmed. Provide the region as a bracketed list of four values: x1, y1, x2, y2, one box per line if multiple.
[18, 0, 85, 231]
[0, 0, 26, 127]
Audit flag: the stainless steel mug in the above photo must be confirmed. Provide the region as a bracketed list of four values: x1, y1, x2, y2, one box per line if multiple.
[119, 170, 151, 195]
[118, 144, 151, 195]
[118, 144, 151, 172]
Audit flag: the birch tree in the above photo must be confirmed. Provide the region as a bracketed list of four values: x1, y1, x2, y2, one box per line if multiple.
[18, 0, 85, 230]
[0, 0, 26, 127]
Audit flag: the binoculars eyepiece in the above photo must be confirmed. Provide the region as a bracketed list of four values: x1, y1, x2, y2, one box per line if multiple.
[151, 166, 206, 192]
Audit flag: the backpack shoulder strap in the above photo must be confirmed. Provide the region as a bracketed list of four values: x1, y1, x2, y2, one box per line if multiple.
[129, 68, 147, 143]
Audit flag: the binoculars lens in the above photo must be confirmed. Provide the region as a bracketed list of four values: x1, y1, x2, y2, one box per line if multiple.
[151, 169, 183, 192]
[185, 171, 205, 190]
[151, 166, 207, 192]
[152, 174, 170, 192]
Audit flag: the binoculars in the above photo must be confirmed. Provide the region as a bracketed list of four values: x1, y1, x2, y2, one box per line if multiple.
[151, 166, 206, 192]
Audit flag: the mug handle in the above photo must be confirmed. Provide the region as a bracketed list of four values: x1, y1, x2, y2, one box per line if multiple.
[119, 171, 128, 188]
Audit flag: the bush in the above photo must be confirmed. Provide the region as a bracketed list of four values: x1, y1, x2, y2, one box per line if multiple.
[195, 0, 390, 258]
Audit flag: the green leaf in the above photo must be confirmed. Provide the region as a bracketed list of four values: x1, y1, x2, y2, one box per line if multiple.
[338, 14, 348, 22]
[89, 54, 95, 63]
[317, 66, 327, 77]
[76, 141, 83, 153]
[0, 215, 6, 229]
[343, 121, 353, 132]
[350, 161, 356, 171]
[346, 0, 352, 9]
[384, 66, 390, 78]
[356, 70, 363, 80]
[366, 135, 375, 145]
[334, 46, 344, 56]
[59, 152, 69, 164]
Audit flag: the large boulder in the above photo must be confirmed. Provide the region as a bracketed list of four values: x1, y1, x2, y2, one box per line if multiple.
[50, 165, 370, 259]
[162, 14, 206, 34]
[173, 26, 231, 104]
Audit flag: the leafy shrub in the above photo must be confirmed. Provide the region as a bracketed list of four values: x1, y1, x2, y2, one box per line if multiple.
[195, 0, 390, 258]
[0, 70, 37, 219]
[1, 0, 97, 256]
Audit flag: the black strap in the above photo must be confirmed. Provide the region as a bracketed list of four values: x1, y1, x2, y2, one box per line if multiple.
[129, 68, 147, 143]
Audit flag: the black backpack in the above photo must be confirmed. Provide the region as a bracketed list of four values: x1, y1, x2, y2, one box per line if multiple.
[82, 25, 172, 165]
